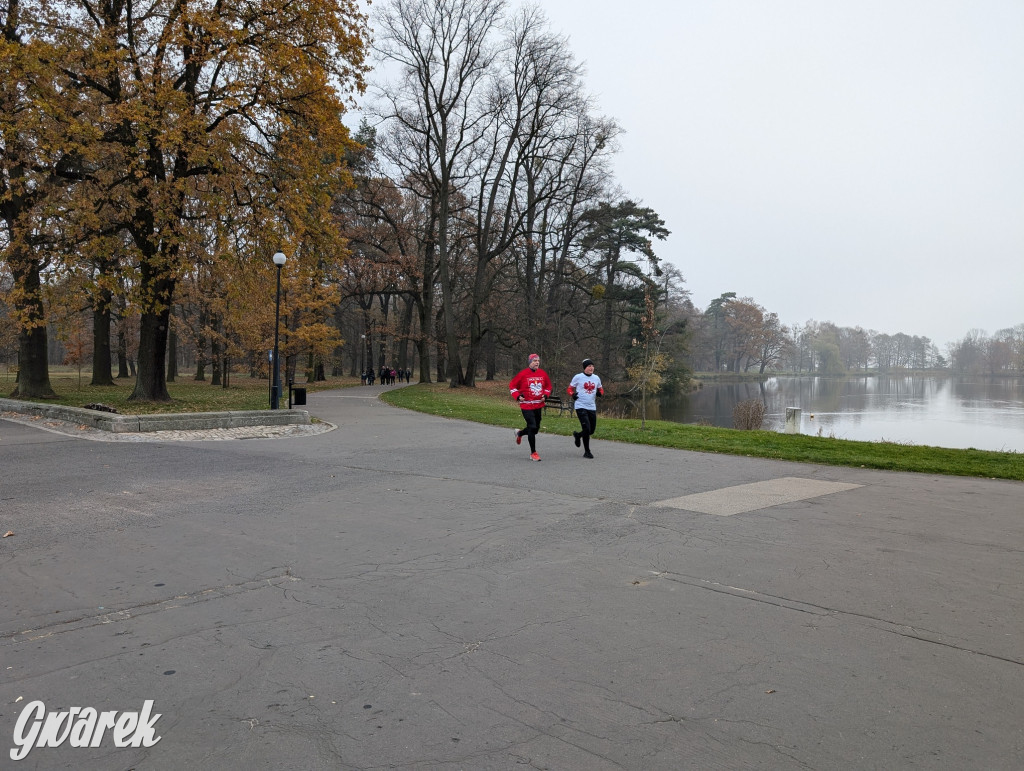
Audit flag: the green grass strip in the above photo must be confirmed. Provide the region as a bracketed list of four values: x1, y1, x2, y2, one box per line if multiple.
[381, 384, 1024, 482]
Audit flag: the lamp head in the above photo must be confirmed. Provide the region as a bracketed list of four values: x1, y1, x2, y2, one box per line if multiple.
[272, 251, 287, 266]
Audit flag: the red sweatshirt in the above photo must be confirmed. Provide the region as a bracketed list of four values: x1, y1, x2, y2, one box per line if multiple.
[509, 368, 552, 410]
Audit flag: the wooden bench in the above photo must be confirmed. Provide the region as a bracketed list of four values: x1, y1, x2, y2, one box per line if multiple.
[543, 395, 574, 417]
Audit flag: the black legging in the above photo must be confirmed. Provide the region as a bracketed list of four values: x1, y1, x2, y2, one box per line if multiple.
[520, 407, 543, 452]
[576, 408, 597, 451]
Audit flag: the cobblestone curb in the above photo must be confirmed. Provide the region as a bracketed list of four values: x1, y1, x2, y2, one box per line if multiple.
[1, 410, 335, 442]
[0, 397, 310, 432]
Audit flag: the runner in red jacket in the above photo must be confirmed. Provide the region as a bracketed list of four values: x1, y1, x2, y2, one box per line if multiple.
[509, 353, 552, 461]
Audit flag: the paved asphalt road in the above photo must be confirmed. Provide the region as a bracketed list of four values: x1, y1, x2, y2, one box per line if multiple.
[1, 386, 1022, 770]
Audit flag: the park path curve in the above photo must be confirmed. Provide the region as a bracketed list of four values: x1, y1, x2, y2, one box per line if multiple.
[1, 385, 1021, 769]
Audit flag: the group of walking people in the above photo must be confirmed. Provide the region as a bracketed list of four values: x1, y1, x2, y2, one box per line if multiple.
[362, 366, 413, 386]
[509, 353, 603, 462]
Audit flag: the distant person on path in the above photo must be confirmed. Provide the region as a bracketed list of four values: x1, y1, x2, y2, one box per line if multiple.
[567, 358, 604, 459]
[509, 353, 552, 462]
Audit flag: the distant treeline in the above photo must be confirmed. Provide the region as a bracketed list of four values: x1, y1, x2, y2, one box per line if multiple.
[679, 292, 1023, 377]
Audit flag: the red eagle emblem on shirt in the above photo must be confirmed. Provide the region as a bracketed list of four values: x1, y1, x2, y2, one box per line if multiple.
[583, 381, 597, 393]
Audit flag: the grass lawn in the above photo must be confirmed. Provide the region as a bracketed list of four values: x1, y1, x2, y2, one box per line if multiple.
[380, 381, 1024, 482]
[1, 367, 361, 415]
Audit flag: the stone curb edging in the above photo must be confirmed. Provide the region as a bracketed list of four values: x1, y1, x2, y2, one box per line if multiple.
[0, 397, 310, 433]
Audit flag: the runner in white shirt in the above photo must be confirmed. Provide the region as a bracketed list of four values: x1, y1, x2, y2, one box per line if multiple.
[567, 358, 604, 458]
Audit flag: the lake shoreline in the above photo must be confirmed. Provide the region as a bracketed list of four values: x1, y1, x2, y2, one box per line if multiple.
[607, 374, 1024, 453]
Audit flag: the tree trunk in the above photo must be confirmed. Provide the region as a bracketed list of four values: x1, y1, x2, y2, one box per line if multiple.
[485, 329, 496, 381]
[337, 306, 353, 376]
[435, 309, 447, 383]
[436, 203, 464, 387]
[166, 327, 178, 382]
[397, 295, 414, 371]
[416, 232, 436, 385]
[213, 313, 224, 385]
[15, 323, 55, 399]
[462, 263, 489, 388]
[416, 335, 431, 384]
[128, 173, 181, 402]
[376, 292, 392, 370]
[116, 323, 130, 378]
[194, 307, 207, 380]
[412, 297, 431, 384]
[350, 317, 360, 376]
[90, 284, 115, 386]
[130, 301, 173, 402]
[211, 334, 222, 386]
[10, 254, 56, 398]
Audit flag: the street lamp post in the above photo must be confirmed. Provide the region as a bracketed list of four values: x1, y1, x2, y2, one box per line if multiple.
[271, 251, 287, 409]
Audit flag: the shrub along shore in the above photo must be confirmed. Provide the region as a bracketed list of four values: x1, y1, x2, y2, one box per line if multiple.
[380, 383, 1023, 482]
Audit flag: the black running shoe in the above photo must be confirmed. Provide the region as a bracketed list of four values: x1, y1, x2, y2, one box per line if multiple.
[583, 451, 594, 458]
[573, 432, 581, 447]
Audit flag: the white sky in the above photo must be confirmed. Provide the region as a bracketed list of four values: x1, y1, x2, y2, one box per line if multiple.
[528, 0, 1024, 347]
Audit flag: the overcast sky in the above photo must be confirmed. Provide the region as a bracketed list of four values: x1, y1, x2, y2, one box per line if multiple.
[524, 0, 1024, 347]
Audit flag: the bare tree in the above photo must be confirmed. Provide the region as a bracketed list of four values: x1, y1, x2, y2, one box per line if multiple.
[462, 8, 615, 382]
[374, 0, 505, 386]
[374, 0, 623, 385]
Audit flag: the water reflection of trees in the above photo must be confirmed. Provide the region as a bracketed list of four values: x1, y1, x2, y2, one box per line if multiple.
[953, 376, 1024, 408]
[608, 375, 1023, 428]
[603, 375, 1023, 448]
[608, 380, 769, 426]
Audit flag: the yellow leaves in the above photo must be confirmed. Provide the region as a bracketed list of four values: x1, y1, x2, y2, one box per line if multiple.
[627, 351, 668, 394]
[3, 0, 369, 384]
[287, 321, 343, 356]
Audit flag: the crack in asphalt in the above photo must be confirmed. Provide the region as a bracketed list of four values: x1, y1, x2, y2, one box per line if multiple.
[0, 569, 300, 644]
[651, 570, 1024, 667]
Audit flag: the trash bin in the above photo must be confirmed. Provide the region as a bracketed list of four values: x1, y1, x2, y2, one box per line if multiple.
[291, 387, 307, 406]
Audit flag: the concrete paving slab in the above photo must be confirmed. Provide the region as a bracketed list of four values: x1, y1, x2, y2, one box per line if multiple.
[652, 476, 864, 515]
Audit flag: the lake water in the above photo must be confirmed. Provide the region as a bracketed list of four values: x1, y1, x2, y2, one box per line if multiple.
[605, 376, 1024, 453]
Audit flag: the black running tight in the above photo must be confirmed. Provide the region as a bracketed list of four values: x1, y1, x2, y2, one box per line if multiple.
[520, 408, 542, 452]
[577, 408, 596, 450]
